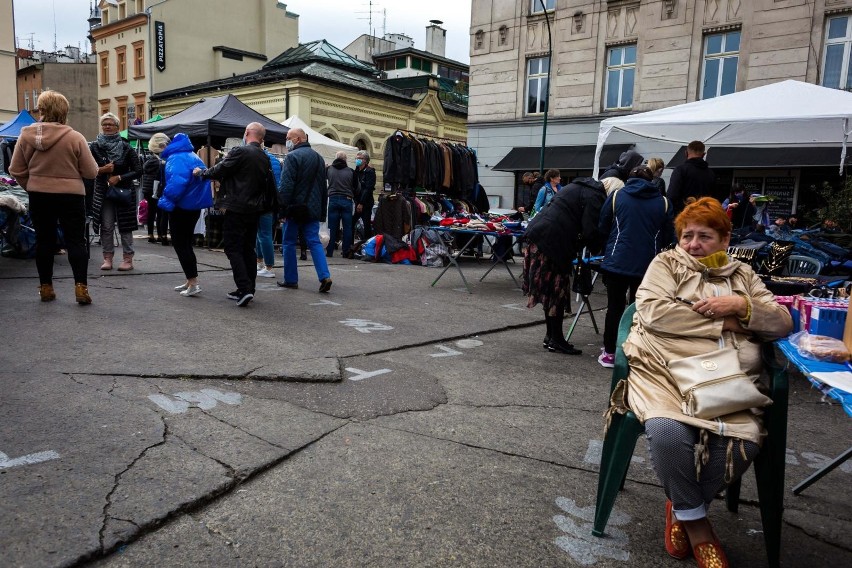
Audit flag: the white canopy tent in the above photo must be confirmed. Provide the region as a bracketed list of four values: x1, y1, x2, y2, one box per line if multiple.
[281, 115, 358, 164]
[593, 80, 852, 177]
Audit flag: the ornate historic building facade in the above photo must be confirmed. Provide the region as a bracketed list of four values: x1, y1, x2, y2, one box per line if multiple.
[468, 0, 852, 210]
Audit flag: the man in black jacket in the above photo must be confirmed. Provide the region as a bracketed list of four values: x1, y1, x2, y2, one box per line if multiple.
[667, 140, 717, 216]
[353, 150, 375, 243]
[194, 122, 275, 307]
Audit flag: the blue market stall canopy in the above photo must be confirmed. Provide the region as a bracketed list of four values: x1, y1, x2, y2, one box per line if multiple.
[128, 94, 288, 144]
[0, 110, 37, 140]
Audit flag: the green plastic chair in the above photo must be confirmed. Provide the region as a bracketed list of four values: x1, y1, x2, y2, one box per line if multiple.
[592, 303, 789, 568]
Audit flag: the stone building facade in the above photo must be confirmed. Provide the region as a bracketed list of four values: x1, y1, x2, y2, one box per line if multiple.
[468, 0, 852, 211]
[91, 0, 298, 130]
[17, 59, 98, 139]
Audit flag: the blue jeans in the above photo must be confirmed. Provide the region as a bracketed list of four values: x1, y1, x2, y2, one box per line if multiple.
[326, 194, 353, 257]
[255, 212, 275, 266]
[282, 220, 330, 284]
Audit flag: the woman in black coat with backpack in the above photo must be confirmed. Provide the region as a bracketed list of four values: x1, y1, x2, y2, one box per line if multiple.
[522, 177, 606, 355]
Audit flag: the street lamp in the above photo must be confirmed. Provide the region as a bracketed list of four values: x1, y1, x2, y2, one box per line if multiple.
[538, 0, 553, 176]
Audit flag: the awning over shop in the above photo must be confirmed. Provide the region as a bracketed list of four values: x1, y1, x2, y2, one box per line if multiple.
[492, 144, 631, 172]
[667, 146, 848, 169]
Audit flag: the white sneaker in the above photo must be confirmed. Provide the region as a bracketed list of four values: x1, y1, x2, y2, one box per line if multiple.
[257, 267, 275, 278]
[180, 284, 202, 297]
[174, 283, 189, 292]
[256, 262, 263, 271]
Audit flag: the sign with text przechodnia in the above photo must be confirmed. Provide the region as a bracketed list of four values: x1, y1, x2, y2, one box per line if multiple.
[155, 21, 166, 71]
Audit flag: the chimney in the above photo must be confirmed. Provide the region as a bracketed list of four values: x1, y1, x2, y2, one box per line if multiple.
[425, 20, 446, 58]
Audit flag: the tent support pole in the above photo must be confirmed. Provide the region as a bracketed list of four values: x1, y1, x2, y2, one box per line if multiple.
[285, 88, 290, 118]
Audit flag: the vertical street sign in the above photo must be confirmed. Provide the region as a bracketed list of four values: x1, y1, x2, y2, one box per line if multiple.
[155, 21, 166, 72]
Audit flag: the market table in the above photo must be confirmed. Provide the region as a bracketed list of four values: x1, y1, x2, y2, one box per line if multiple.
[777, 337, 852, 494]
[429, 226, 523, 294]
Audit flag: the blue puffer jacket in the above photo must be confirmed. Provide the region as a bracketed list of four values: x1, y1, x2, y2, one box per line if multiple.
[278, 141, 328, 223]
[159, 133, 213, 212]
[599, 177, 674, 278]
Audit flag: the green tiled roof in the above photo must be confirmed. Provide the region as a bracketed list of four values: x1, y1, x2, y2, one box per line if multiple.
[264, 40, 375, 73]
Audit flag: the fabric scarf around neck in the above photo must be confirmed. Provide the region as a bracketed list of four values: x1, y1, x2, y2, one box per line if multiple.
[96, 133, 125, 163]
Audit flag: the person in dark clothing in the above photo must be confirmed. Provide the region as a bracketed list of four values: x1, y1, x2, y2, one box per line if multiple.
[723, 184, 756, 231]
[667, 140, 716, 216]
[523, 177, 607, 355]
[141, 132, 170, 245]
[194, 122, 276, 307]
[354, 150, 376, 243]
[597, 166, 674, 368]
[326, 151, 357, 258]
[277, 127, 332, 293]
[600, 149, 644, 181]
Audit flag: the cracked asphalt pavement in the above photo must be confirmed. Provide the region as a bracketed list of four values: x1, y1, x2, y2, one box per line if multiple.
[1, 235, 850, 567]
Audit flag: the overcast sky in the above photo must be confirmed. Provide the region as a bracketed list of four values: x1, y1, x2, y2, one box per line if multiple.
[12, 0, 473, 62]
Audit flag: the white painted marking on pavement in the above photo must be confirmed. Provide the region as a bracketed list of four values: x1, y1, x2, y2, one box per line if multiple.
[501, 303, 526, 311]
[345, 367, 392, 381]
[0, 449, 60, 470]
[311, 299, 341, 306]
[455, 339, 483, 349]
[430, 345, 462, 358]
[148, 389, 242, 414]
[333, 268, 362, 272]
[148, 394, 190, 414]
[339, 318, 394, 333]
[584, 439, 645, 466]
[553, 497, 631, 565]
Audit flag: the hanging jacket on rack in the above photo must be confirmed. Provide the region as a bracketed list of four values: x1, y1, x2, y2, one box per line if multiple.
[383, 132, 415, 188]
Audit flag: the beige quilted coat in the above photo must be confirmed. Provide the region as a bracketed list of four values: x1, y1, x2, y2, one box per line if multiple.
[614, 246, 793, 445]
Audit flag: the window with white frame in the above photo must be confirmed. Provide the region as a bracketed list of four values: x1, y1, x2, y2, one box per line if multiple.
[526, 56, 549, 114]
[24, 92, 29, 111]
[531, 0, 555, 13]
[701, 31, 740, 99]
[604, 44, 636, 110]
[823, 15, 852, 90]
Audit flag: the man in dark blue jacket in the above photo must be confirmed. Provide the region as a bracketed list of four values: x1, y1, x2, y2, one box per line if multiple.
[277, 128, 331, 292]
[194, 122, 275, 307]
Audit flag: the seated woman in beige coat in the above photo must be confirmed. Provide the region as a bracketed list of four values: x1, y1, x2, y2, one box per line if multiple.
[609, 197, 792, 568]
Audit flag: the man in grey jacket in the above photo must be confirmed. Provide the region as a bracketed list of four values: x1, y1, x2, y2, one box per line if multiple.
[325, 151, 357, 258]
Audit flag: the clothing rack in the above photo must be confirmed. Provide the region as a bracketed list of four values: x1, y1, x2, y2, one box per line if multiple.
[394, 128, 467, 145]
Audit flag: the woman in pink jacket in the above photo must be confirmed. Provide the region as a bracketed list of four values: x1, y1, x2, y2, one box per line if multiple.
[9, 90, 99, 304]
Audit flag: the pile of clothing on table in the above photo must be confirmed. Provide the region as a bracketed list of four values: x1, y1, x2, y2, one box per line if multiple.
[0, 177, 35, 259]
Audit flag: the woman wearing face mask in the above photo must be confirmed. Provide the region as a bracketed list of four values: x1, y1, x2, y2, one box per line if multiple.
[90, 112, 142, 271]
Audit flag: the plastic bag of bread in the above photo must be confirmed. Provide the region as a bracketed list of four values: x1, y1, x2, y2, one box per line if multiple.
[789, 331, 851, 363]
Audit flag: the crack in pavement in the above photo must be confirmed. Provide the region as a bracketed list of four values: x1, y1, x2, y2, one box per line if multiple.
[784, 516, 852, 552]
[85, 421, 351, 567]
[171, 431, 238, 480]
[197, 407, 289, 451]
[445, 402, 595, 412]
[98, 415, 169, 551]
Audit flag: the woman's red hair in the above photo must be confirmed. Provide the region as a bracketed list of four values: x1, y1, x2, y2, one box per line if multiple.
[674, 197, 731, 238]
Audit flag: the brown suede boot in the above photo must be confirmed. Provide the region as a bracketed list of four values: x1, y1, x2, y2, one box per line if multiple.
[117, 253, 134, 271]
[75, 283, 92, 305]
[100, 253, 114, 270]
[39, 283, 56, 302]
